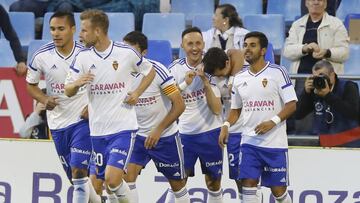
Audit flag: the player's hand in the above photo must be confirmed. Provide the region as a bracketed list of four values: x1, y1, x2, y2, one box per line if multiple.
[255, 120, 276, 135]
[219, 126, 229, 149]
[195, 64, 209, 84]
[80, 105, 89, 120]
[185, 70, 196, 85]
[44, 96, 59, 110]
[35, 102, 46, 114]
[124, 91, 140, 105]
[75, 72, 94, 87]
[16, 62, 27, 76]
[144, 128, 162, 149]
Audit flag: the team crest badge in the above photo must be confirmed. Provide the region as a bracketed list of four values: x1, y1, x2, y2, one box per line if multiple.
[112, 61, 119, 70]
[262, 78, 268, 88]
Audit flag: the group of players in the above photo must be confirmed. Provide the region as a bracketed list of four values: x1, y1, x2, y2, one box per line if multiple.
[25, 8, 297, 203]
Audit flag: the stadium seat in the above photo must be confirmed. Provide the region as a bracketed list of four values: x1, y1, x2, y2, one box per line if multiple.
[27, 40, 50, 61]
[243, 14, 285, 54]
[219, 0, 263, 18]
[178, 48, 186, 59]
[0, 39, 17, 67]
[0, 0, 17, 11]
[142, 13, 185, 49]
[192, 14, 213, 32]
[171, 0, 214, 23]
[336, 0, 360, 22]
[146, 40, 173, 67]
[265, 42, 275, 64]
[107, 12, 135, 41]
[267, 0, 301, 24]
[1, 12, 35, 46]
[344, 44, 360, 75]
[42, 12, 134, 41]
[344, 13, 360, 31]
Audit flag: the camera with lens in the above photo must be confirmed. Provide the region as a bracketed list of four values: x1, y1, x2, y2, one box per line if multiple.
[313, 74, 330, 89]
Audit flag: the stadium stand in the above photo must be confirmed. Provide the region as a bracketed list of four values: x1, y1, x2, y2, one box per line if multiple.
[0, 39, 17, 66]
[171, 0, 214, 23]
[336, 0, 360, 22]
[266, 0, 301, 25]
[219, 0, 263, 18]
[146, 40, 173, 67]
[192, 14, 213, 32]
[1, 12, 35, 46]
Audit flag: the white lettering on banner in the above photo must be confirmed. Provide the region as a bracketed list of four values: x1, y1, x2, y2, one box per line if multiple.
[110, 148, 127, 156]
[158, 162, 179, 168]
[0, 80, 24, 133]
[264, 166, 287, 172]
[2, 140, 360, 202]
[70, 147, 91, 155]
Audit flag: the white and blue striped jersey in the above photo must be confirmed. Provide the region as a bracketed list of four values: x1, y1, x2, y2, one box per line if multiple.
[132, 59, 178, 137]
[231, 62, 297, 148]
[26, 41, 87, 130]
[211, 76, 243, 133]
[65, 41, 153, 136]
[169, 58, 222, 134]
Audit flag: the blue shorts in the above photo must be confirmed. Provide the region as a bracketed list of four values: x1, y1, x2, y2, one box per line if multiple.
[180, 128, 223, 179]
[227, 133, 242, 180]
[89, 152, 97, 176]
[51, 120, 92, 181]
[91, 131, 136, 180]
[129, 133, 186, 180]
[239, 144, 289, 187]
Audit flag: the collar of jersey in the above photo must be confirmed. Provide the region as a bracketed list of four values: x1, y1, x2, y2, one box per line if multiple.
[248, 61, 270, 77]
[54, 40, 76, 60]
[92, 41, 114, 60]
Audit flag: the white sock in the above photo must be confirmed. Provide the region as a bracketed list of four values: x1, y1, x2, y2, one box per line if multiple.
[72, 177, 90, 203]
[127, 182, 139, 203]
[88, 180, 102, 203]
[207, 188, 223, 203]
[274, 190, 292, 203]
[108, 181, 130, 203]
[173, 186, 190, 203]
[164, 188, 175, 203]
[242, 187, 261, 203]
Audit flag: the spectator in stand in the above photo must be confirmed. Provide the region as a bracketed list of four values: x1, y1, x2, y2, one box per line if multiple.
[301, 0, 342, 17]
[202, 4, 249, 52]
[295, 60, 359, 146]
[0, 5, 27, 76]
[19, 89, 49, 139]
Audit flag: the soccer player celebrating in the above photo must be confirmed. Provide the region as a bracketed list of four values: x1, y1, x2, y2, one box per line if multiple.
[168, 27, 224, 203]
[26, 11, 101, 203]
[219, 31, 297, 203]
[64, 9, 155, 203]
[202, 47, 246, 201]
[121, 31, 190, 203]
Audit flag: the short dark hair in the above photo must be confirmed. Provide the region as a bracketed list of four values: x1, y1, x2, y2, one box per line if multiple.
[50, 11, 75, 27]
[181, 27, 202, 39]
[244, 31, 268, 49]
[313, 59, 335, 73]
[217, 4, 244, 28]
[203, 47, 229, 75]
[123, 31, 148, 52]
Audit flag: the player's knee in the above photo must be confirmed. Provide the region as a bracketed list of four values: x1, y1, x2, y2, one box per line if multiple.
[168, 179, 187, 192]
[271, 186, 287, 197]
[241, 178, 258, 187]
[71, 168, 87, 179]
[205, 176, 221, 191]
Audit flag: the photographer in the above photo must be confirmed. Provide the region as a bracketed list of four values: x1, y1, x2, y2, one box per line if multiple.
[295, 60, 359, 136]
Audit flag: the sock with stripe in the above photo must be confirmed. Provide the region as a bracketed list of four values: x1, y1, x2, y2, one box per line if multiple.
[72, 177, 90, 203]
[164, 188, 175, 203]
[127, 182, 139, 203]
[242, 186, 261, 203]
[173, 186, 190, 203]
[108, 180, 130, 203]
[207, 188, 223, 203]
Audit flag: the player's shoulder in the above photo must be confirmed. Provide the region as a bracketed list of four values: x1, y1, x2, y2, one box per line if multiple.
[168, 57, 186, 70]
[31, 41, 56, 59]
[266, 62, 289, 77]
[113, 41, 142, 59]
[148, 59, 173, 81]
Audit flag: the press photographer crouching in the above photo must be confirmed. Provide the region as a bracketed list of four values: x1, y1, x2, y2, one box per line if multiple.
[295, 60, 359, 145]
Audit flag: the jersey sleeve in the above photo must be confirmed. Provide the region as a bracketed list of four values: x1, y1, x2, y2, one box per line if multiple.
[151, 62, 177, 96]
[277, 66, 298, 103]
[26, 54, 43, 84]
[231, 82, 243, 109]
[209, 77, 221, 98]
[130, 49, 153, 76]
